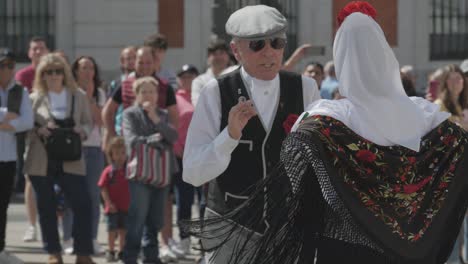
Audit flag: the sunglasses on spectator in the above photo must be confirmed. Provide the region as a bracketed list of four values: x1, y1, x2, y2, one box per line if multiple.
[43, 68, 64, 76]
[0, 63, 14, 70]
[248, 38, 287, 52]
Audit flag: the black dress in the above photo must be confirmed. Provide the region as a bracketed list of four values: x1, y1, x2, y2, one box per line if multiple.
[185, 115, 468, 264]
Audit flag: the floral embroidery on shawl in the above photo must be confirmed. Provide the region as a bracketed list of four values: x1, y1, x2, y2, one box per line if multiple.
[303, 115, 468, 242]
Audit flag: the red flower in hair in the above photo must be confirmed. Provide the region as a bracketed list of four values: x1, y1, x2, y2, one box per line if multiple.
[337, 1, 377, 27]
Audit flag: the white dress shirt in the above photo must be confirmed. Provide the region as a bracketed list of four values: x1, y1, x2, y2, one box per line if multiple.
[83, 88, 106, 147]
[183, 67, 320, 186]
[0, 79, 34, 161]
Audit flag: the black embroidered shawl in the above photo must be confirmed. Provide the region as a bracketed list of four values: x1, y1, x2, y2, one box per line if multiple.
[184, 115, 468, 264]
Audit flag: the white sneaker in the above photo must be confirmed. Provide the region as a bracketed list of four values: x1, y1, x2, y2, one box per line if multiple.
[169, 238, 190, 258]
[22, 226, 37, 242]
[63, 239, 74, 255]
[93, 240, 104, 255]
[180, 238, 190, 255]
[159, 245, 178, 263]
[0, 251, 24, 264]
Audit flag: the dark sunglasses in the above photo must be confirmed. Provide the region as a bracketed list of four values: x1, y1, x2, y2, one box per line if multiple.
[0, 63, 14, 70]
[248, 38, 287, 52]
[43, 68, 64, 76]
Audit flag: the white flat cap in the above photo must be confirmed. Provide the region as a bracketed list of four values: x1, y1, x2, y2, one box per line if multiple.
[225, 5, 287, 40]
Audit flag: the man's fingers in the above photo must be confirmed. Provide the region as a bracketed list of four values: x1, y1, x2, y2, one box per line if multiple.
[229, 99, 254, 113]
[237, 103, 255, 113]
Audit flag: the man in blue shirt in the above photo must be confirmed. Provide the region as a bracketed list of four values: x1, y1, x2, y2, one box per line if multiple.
[320, 61, 339, 99]
[0, 48, 33, 264]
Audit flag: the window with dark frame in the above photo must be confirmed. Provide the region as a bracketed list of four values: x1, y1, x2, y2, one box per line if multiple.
[0, 0, 56, 63]
[430, 0, 468, 60]
[213, 0, 298, 58]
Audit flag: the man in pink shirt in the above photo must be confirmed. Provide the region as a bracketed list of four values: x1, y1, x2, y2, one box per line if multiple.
[173, 64, 199, 158]
[172, 64, 201, 258]
[15, 36, 49, 92]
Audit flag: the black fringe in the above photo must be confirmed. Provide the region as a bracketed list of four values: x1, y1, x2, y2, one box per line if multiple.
[181, 133, 325, 264]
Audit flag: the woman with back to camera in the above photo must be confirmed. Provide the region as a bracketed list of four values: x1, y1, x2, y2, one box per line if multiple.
[186, 2, 468, 264]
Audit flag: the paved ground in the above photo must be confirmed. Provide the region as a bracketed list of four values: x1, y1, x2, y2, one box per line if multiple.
[5, 197, 200, 264]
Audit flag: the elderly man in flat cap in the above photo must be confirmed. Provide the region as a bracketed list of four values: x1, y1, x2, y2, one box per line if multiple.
[0, 48, 33, 264]
[183, 5, 320, 263]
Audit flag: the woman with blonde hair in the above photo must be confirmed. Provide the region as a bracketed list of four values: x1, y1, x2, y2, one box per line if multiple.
[24, 53, 95, 264]
[122, 76, 178, 264]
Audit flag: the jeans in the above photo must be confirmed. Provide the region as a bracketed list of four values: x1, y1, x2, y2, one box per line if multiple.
[123, 181, 168, 264]
[62, 147, 104, 241]
[196, 186, 207, 220]
[0, 162, 16, 252]
[30, 160, 93, 255]
[174, 158, 195, 239]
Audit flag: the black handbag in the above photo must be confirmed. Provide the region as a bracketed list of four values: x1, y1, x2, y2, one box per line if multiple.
[43, 95, 82, 161]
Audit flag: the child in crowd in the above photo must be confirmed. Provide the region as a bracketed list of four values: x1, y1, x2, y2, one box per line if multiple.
[98, 137, 130, 262]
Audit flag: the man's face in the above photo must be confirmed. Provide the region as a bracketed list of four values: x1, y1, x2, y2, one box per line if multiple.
[231, 38, 284, 81]
[135, 48, 155, 77]
[28, 41, 48, 65]
[121, 48, 136, 73]
[303, 65, 324, 87]
[208, 49, 229, 70]
[0, 59, 15, 85]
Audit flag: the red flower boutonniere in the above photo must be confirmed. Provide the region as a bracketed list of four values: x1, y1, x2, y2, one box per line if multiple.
[283, 114, 300, 134]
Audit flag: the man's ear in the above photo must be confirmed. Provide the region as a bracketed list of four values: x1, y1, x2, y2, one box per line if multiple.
[230, 41, 242, 63]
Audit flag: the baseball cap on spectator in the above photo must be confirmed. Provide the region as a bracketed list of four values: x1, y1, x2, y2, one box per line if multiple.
[177, 64, 199, 77]
[0, 48, 15, 63]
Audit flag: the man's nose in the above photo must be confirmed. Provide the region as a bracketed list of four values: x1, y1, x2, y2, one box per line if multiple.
[260, 41, 275, 56]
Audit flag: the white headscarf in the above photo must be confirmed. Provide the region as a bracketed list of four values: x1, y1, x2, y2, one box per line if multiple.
[296, 12, 449, 151]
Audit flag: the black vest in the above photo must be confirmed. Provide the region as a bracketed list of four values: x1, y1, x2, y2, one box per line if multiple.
[207, 69, 304, 232]
[2, 83, 23, 114]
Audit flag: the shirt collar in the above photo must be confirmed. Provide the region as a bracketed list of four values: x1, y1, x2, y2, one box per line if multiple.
[240, 66, 279, 89]
[205, 68, 215, 77]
